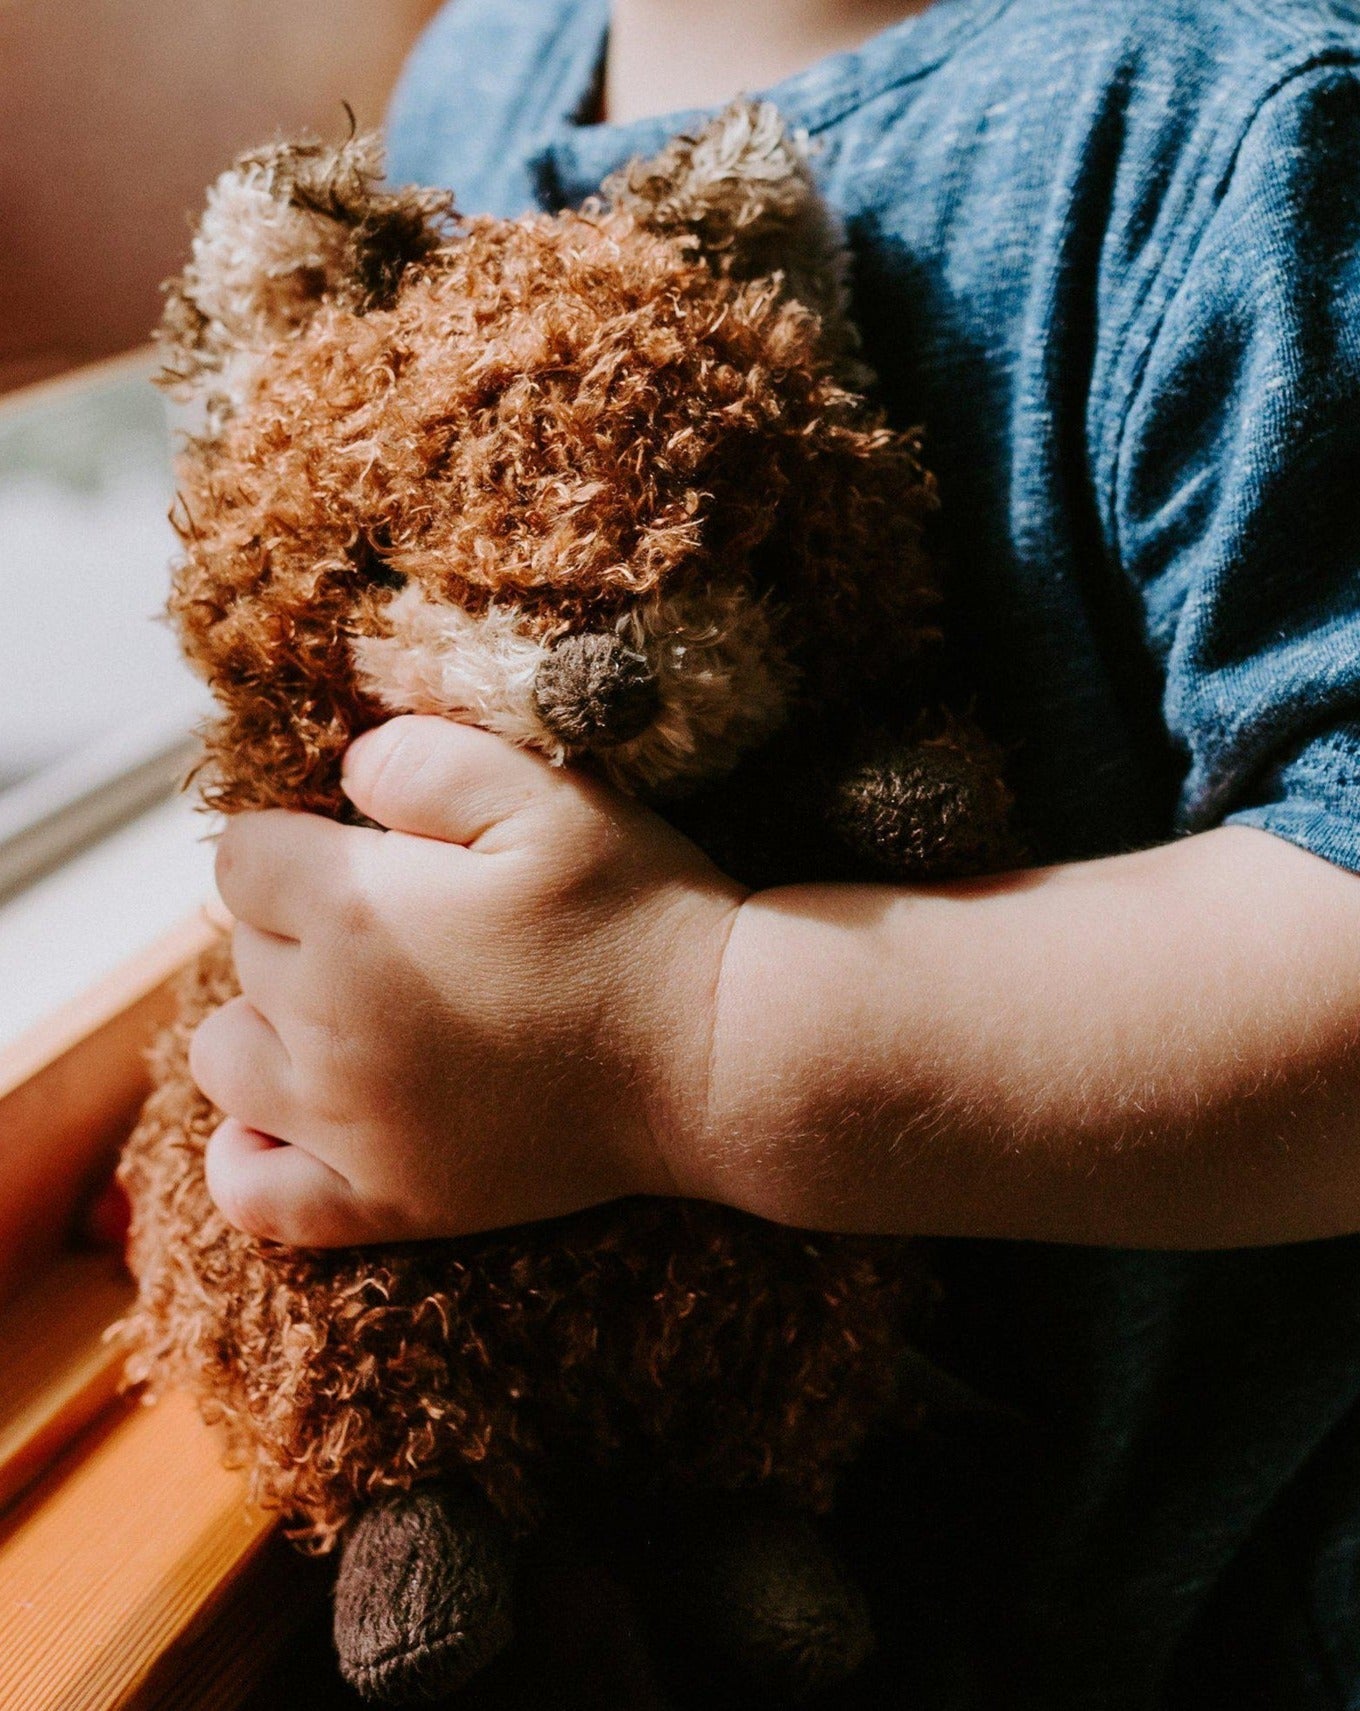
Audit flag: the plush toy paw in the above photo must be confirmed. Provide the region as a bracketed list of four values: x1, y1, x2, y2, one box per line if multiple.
[655, 1495, 875, 1704]
[333, 1485, 516, 1703]
[828, 728, 1017, 881]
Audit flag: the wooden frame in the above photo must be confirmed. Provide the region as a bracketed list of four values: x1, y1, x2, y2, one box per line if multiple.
[0, 907, 221, 1301]
[0, 909, 311, 1711]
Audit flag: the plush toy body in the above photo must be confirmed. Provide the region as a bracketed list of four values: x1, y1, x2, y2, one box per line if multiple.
[119, 105, 1012, 1704]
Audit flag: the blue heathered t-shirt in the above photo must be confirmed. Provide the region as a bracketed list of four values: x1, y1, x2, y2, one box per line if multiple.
[386, 2, 1360, 1705]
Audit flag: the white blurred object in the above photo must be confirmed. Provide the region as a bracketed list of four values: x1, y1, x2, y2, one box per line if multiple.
[0, 708, 202, 903]
[0, 352, 212, 908]
[0, 351, 208, 788]
[0, 790, 215, 1049]
[0, 352, 216, 1045]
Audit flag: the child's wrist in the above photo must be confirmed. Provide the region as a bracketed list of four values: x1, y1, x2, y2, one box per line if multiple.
[621, 882, 757, 1210]
[673, 883, 912, 1230]
[660, 889, 823, 1224]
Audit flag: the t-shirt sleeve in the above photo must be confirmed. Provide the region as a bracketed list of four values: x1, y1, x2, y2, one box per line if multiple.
[1112, 62, 1360, 872]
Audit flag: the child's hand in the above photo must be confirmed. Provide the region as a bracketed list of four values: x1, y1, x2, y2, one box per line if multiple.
[190, 715, 746, 1247]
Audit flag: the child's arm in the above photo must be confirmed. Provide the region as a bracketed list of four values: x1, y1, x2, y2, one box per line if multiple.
[191, 714, 1360, 1251]
[702, 819, 1360, 1247]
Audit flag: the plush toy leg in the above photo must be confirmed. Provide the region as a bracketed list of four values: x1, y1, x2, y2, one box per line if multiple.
[651, 1493, 875, 1704]
[333, 1485, 517, 1704]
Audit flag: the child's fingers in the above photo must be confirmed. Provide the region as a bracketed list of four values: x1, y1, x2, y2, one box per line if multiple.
[230, 921, 302, 1030]
[341, 716, 551, 845]
[215, 811, 367, 938]
[189, 995, 301, 1139]
[204, 1119, 377, 1248]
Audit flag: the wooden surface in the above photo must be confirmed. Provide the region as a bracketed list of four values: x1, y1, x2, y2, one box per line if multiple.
[0, 906, 222, 1304]
[123, 1536, 327, 1711]
[0, 1390, 285, 1711]
[0, 1250, 133, 1514]
[0, 957, 332, 1711]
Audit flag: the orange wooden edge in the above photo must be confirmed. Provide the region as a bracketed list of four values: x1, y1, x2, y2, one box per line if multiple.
[0, 908, 319, 1709]
[0, 1248, 310, 1711]
[0, 1250, 134, 1516]
[0, 1204, 316, 1711]
[0, 906, 225, 1304]
[0, 1391, 298, 1711]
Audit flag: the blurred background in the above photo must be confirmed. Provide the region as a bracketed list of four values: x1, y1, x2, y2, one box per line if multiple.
[0, 0, 442, 761]
[0, 357, 185, 790]
[1, 0, 440, 391]
[0, 0, 441, 1030]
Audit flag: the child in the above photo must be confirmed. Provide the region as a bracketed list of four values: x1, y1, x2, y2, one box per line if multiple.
[190, 0, 1360, 1703]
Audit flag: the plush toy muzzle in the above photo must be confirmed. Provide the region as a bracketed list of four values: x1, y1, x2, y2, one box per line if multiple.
[352, 578, 799, 798]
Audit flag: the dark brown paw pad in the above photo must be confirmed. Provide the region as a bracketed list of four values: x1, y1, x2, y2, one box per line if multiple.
[334, 1488, 516, 1703]
[830, 741, 1016, 879]
[670, 1501, 875, 1703]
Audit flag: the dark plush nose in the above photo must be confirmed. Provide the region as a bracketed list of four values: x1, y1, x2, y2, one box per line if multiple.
[533, 632, 660, 749]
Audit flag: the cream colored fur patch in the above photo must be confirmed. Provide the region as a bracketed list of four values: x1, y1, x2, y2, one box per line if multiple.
[351, 582, 796, 796]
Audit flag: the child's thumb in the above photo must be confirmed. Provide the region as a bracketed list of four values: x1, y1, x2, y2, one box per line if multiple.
[340, 716, 548, 844]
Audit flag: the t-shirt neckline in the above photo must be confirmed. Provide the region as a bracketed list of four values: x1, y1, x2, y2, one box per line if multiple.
[532, 0, 1018, 207]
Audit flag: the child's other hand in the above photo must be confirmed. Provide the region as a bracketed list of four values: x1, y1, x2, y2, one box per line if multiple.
[190, 716, 746, 1247]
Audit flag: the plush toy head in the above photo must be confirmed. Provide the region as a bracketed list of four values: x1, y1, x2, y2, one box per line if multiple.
[158, 103, 939, 816]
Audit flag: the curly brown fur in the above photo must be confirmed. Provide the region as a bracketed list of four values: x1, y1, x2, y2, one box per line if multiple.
[166, 199, 937, 815]
[602, 100, 866, 384]
[158, 133, 454, 440]
[120, 937, 920, 1546]
[827, 715, 1021, 881]
[119, 113, 1001, 1570]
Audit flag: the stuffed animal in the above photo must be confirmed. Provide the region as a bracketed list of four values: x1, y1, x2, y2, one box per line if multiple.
[118, 103, 1014, 1706]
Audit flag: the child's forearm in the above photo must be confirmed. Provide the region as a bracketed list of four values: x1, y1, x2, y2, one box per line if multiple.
[687, 826, 1360, 1248]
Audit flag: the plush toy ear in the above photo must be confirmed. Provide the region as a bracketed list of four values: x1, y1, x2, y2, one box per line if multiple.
[158, 131, 454, 437]
[604, 100, 862, 375]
